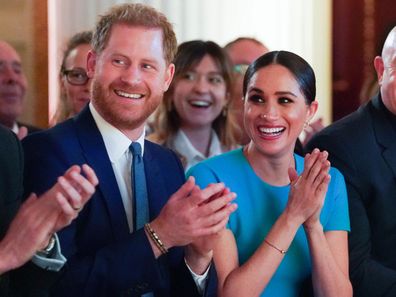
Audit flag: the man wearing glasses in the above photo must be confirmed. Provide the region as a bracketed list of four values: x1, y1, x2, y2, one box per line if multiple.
[224, 37, 269, 145]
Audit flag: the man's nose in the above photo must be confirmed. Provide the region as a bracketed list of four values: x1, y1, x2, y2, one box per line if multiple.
[121, 65, 142, 84]
[1, 66, 19, 84]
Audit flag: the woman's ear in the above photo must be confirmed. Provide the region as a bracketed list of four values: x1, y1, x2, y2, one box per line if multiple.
[306, 100, 318, 122]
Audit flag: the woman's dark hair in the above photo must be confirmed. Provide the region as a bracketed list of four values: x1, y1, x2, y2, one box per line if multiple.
[150, 40, 238, 148]
[243, 50, 316, 104]
[60, 31, 93, 73]
[173, 40, 233, 92]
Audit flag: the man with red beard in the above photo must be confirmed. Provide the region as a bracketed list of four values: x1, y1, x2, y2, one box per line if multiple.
[22, 3, 236, 297]
[0, 41, 41, 139]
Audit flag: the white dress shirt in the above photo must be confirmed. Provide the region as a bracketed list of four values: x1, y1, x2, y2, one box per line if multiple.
[168, 129, 224, 172]
[90, 103, 145, 232]
[32, 233, 66, 271]
[90, 103, 209, 291]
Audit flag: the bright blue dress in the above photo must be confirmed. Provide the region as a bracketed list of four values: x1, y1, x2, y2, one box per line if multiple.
[187, 148, 350, 297]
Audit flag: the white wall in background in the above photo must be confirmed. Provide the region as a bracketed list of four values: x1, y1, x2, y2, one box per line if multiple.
[48, 0, 331, 124]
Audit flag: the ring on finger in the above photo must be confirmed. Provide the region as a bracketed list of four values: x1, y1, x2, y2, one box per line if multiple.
[72, 206, 82, 212]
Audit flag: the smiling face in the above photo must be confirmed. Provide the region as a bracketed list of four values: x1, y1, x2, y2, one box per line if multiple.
[244, 64, 317, 157]
[0, 41, 27, 127]
[61, 43, 92, 115]
[171, 54, 227, 130]
[88, 24, 174, 136]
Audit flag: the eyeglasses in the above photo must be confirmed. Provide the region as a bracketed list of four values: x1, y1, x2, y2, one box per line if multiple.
[233, 64, 249, 75]
[384, 65, 396, 71]
[63, 67, 89, 86]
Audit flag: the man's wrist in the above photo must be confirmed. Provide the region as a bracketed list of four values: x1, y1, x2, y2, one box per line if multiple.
[36, 235, 56, 257]
[149, 219, 173, 249]
[0, 240, 17, 274]
[0, 247, 11, 275]
[185, 245, 213, 275]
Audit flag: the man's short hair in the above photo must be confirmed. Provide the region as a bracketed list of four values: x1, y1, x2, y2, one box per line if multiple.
[92, 3, 177, 64]
[224, 37, 266, 50]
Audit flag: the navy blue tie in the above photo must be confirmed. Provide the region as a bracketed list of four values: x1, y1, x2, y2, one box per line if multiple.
[130, 142, 149, 231]
[130, 143, 154, 297]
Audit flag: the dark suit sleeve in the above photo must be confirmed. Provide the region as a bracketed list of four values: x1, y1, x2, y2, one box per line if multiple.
[0, 127, 23, 296]
[0, 127, 23, 237]
[306, 134, 396, 297]
[21, 131, 212, 297]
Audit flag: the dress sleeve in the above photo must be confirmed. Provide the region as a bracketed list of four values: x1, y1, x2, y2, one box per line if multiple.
[323, 168, 351, 232]
[186, 163, 221, 189]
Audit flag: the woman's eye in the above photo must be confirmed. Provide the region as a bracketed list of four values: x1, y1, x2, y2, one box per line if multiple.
[208, 75, 224, 84]
[182, 72, 196, 81]
[278, 97, 293, 104]
[249, 94, 264, 103]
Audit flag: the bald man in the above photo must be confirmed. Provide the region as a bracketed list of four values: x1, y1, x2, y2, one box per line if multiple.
[224, 38, 269, 145]
[306, 26, 396, 297]
[0, 41, 40, 139]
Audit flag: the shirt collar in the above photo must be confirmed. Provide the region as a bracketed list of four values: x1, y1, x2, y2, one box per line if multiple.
[11, 122, 19, 134]
[89, 103, 145, 163]
[172, 129, 223, 161]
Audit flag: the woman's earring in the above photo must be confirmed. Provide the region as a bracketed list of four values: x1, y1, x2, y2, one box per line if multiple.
[222, 107, 228, 117]
[304, 121, 310, 129]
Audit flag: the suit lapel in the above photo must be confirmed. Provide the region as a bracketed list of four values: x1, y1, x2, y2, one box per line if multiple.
[74, 107, 130, 240]
[370, 95, 396, 179]
[143, 141, 168, 219]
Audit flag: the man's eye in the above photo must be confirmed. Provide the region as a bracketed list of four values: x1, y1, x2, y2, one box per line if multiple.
[142, 64, 153, 70]
[113, 59, 126, 66]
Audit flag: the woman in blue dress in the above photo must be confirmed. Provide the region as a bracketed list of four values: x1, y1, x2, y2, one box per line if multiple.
[187, 51, 352, 297]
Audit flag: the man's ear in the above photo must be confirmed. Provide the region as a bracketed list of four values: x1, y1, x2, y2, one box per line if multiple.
[87, 50, 97, 79]
[374, 56, 384, 86]
[163, 63, 175, 92]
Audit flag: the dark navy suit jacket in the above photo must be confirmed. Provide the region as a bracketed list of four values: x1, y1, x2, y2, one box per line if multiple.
[306, 94, 396, 297]
[22, 107, 216, 297]
[0, 125, 23, 296]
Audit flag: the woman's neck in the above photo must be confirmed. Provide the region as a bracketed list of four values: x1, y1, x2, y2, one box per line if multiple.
[244, 143, 295, 186]
[181, 125, 213, 157]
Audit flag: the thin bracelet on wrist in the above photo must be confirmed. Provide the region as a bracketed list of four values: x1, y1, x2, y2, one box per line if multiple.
[145, 223, 168, 255]
[264, 239, 287, 254]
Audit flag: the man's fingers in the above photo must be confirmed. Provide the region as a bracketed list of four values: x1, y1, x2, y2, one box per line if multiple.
[55, 192, 77, 219]
[169, 176, 196, 202]
[200, 192, 237, 216]
[197, 202, 237, 230]
[198, 216, 233, 237]
[58, 176, 82, 210]
[69, 170, 96, 199]
[65, 165, 81, 177]
[82, 164, 99, 186]
[189, 183, 225, 205]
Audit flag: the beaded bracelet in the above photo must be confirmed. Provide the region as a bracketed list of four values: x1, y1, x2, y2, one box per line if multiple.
[145, 223, 168, 255]
[264, 239, 287, 254]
